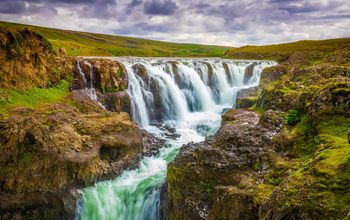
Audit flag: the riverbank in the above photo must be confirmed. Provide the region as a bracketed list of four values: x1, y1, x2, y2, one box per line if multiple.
[164, 38, 350, 219]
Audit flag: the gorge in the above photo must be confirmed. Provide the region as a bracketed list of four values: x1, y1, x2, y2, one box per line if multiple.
[0, 22, 349, 220]
[73, 58, 276, 219]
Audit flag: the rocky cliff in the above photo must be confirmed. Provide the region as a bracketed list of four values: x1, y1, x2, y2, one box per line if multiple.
[165, 39, 350, 219]
[0, 27, 163, 219]
[0, 26, 73, 89]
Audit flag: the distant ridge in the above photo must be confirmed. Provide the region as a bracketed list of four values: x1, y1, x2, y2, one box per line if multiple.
[0, 21, 229, 57]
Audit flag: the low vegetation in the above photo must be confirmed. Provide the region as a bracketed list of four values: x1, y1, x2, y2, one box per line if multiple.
[0, 21, 228, 57]
[224, 38, 350, 63]
[0, 80, 71, 115]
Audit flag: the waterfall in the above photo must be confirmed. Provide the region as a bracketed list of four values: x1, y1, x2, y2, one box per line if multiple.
[75, 58, 277, 220]
[121, 58, 275, 126]
[76, 60, 101, 105]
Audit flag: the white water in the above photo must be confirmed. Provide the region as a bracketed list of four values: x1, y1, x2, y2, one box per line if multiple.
[75, 58, 276, 220]
[77, 60, 100, 103]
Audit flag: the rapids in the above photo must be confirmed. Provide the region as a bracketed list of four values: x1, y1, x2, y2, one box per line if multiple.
[75, 58, 276, 220]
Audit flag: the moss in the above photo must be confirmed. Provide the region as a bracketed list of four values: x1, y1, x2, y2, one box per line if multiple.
[167, 165, 183, 185]
[103, 87, 119, 93]
[255, 184, 275, 202]
[0, 80, 71, 114]
[312, 115, 350, 175]
[19, 153, 33, 165]
[284, 109, 300, 125]
[199, 181, 214, 196]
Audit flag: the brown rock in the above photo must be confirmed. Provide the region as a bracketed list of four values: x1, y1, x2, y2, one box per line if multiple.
[0, 27, 74, 89]
[0, 103, 162, 219]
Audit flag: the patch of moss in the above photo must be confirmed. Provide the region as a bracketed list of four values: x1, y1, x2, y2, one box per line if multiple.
[284, 109, 300, 126]
[0, 80, 71, 114]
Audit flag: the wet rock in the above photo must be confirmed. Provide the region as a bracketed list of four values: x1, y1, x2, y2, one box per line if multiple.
[235, 97, 256, 109]
[73, 58, 127, 93]
[243, 62, 257, 84]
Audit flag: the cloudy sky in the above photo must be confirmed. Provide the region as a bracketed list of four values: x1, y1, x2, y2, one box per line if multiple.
[0, 0, 349, 46]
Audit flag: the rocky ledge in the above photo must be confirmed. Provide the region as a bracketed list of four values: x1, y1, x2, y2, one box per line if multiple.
[164, 109, 284, 219]
[0, 92, 163, 219]
[164, 107, 350, 219]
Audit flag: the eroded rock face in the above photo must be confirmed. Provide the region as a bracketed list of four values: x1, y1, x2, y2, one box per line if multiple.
[72, 58, 128, 92]
[0, 27, 74, 89]
[102, 91, 131, 113]
[164, 109, 284, 220]
[236, 87, 259, 109]
[0, 101, 162, 219]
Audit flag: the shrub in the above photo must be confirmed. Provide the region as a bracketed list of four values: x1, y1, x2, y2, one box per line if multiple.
[284, 109, 300, 125]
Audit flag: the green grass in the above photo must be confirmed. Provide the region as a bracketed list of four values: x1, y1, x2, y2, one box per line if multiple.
[0, 80, 70, 114]
[224, 38, 350, 62]
[0, 21, 228, 57]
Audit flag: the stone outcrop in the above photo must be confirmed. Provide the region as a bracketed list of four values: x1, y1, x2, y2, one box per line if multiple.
[164, 109, 284, 219]
[0, 26, 74, 89]
[0, 88, 162, 219]
[164, 108, 350, 219]
[73, 58, 128, 93]
[235, 87, 258, 109]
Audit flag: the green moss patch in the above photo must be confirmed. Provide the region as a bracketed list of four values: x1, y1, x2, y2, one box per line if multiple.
[0, 80, 71, 114]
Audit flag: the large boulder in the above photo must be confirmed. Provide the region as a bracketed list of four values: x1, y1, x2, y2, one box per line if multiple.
[164, 107, 350, 219]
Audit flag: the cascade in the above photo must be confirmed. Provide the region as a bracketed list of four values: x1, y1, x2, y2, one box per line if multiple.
[76, 60, 100, 103]
[75, 58, 276, 220]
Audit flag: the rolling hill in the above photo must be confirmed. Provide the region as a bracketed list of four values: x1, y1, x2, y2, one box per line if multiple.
[0, 21, 229, 57]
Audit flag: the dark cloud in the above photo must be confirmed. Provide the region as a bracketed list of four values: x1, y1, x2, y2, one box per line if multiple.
[78, 0, 117, 19]
[144, 0, 178, 15]
[0, 0, 349, 46]
[26, 0, 96, 3]
[0, 0, 26, 14]
[128, 0, 143, 8]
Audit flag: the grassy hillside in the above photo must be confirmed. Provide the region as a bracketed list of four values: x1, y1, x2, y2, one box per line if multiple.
[224, 38, 350, 62]
[0, 21, 228, 57]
